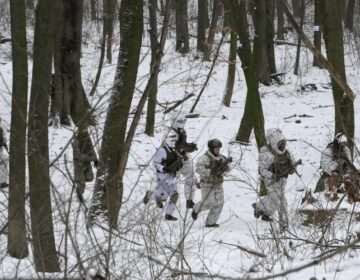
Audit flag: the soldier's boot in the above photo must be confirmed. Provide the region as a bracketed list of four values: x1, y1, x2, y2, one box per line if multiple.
[165, 214, 178, 221]
[155, 197, 163, 208]
[0, 182, 9, 189]
[252, 203, 264, 219]
[191, 210, 198, 220]
[261, 214, 273, 222]
[186, 200, 195, 209]
[205, 223, 220, 227]
[143, 191, 151, 205]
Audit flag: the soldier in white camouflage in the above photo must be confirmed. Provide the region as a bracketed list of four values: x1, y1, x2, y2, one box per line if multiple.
[143, 131, 183, 221]
[252, 129, 300, 230]
[170, 112, 198, 209]
[191, 139, 232, 227]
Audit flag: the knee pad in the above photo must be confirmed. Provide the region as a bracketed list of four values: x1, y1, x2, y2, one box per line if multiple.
[170, 192, 179, 204]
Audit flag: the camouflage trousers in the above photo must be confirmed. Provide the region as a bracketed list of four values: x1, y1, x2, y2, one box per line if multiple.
[193, 182, 224, 225]
[178, 159, 196, 200]
[257, 179, 288, 227]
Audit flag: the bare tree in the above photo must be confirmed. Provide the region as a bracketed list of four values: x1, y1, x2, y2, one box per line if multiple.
[88, 0, 143, 227]
[28, 0, 60, 272]
[313, 0, 323, 67]
[345, 0, 356, 31]
[197, 0, 207, 52]
[175, 0, 190, 53]
[203, 0, 222, 61]
[8, 0, 29, 259]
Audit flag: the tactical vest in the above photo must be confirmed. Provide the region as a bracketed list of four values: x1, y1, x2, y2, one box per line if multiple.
[205, 152, 226, 183]
[267, 145, 292, 176]
[161, 145, 183, 175]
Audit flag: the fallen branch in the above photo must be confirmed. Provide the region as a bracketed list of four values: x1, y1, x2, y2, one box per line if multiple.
[163, 93, 195, 114]
[215, 240, 266, 258]
[0, 37, 11, 44]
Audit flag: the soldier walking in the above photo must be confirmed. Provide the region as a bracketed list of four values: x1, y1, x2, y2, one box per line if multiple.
[143, 131, 183, 221]
[191, 139, 232, 227]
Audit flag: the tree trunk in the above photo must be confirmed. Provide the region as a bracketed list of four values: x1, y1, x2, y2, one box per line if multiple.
[223, 30, 237, 107]
[175, 0, 189, 53]
[105, 0, 115, 63]
[226, 0, 266, 148]
[294, 0, 305, 75]
[203, 0, 222, 61]
[197, 0, 207, 52]
[292, 0, 302, 17]
[145, 0, 158, 136]
[53, 0, 94, 128]
[321, 0, 354, 150]
[313, 0, 323, 67]
[90, 0, 97, 20]
[276, 0, 285, 40]
[265, 0, 276, 75]
[88, 0, 143, 227]
[28, 0, 60, 272]
[345, 0, 356, 31]
[8, 0, 29, 259]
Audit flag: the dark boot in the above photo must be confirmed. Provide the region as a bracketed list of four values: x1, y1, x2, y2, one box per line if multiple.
[155, 197, 164, 208]
[143, 191, 151, 204]
[205, 223, 220, 227]
[186, 200, 194, 209]
[0, 182, 9, 189]
[191, 210, 198, 220]
[261, 214, 273, 222]
[165, 214, 178, 221]
[252, 203, 261, 218]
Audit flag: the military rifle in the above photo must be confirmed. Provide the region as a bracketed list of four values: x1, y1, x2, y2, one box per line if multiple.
[211, 156, 233, 176]
[270, 159, 302, 181]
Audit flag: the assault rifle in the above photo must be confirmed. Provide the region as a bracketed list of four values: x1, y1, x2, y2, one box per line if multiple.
[270, 159, 302, 182]
[339, 154, 360, 175]
[211, 156, 233, 177]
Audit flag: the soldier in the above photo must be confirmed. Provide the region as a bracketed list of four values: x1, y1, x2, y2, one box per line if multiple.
[143, 131, 183, 221]
[0, 117, 9, 189]
[315, 133, 352, 197]
[170, 112, 198, 208]
[191, 139, 232, 227]
[252, 129, 300, 230]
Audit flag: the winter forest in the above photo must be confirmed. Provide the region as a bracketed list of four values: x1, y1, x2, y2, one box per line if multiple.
[1, 0, 360, 279]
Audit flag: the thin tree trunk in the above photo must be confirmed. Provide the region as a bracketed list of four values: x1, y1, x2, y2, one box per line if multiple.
[145, 0, 158, 136]
[8, 0, 29, 259]
[345, 0, 356, 31]
[276, 0, 285, 40]
[105, 0, 115, 63]
[223, 30, 237, 107]
[292, 0, 302, 17]
[197, 0, 207, 52]
[28, 0, 60, 272]
[321, 0, 354, 150]
[88, 0, 143, 227]
[175, 0, 190, 53]
[294, 0, 305, 75]
[203, 0, 222, 61]
[90, 0, 97, 20]
[313, 0, 323, 67]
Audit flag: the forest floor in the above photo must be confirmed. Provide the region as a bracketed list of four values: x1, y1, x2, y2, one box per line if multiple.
[1, 25, 360, 279]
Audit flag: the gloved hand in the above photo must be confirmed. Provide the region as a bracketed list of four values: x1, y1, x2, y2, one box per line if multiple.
[187, 142, 198, 153]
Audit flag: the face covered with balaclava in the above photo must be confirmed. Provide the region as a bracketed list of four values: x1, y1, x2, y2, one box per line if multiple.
[165, 131, 178, 148]
[171, 112, 187, 129]
[267, 128, 287, 155]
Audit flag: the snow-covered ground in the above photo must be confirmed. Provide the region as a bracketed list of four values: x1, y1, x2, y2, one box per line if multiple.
[1, 19, 360, 279]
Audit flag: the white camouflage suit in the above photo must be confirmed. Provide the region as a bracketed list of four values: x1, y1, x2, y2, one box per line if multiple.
[0, 120, 8, 185]
[150, 133, 182, 216]
[320, 139, 351, 192]
[171, 112, 197, 201]
[257, 129, 297, 227]
[193, 151, 228, 225]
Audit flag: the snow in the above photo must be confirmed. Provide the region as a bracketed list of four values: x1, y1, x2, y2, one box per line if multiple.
[1, 15, 360, 280]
